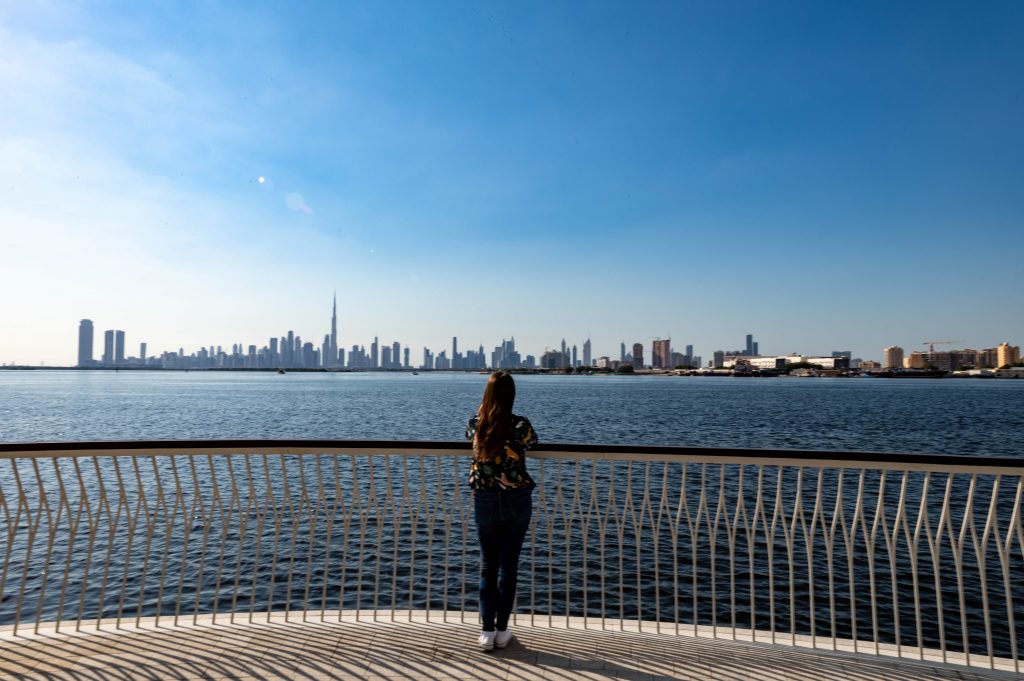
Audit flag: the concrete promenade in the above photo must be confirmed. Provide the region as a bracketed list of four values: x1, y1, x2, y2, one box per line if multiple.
[1, 612, 1019, 680]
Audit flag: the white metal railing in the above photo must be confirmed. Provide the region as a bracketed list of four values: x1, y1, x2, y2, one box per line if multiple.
[0, 441, 1021, 672]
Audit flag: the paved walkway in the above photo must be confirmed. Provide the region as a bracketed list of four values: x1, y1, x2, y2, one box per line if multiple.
[1, 612, 1019, 680]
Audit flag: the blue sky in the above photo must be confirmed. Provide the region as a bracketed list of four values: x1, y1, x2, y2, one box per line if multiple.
[1, 1, 1022, 365]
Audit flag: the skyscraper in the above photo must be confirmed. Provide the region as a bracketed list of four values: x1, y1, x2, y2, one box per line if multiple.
[652, 339, 671, 369]
[77, 319, 94, 367]
[102, 330, 114, 366]
[745, 334, 754, 356]
[140, 342, 147, 365]
[393, 341, 400, 369]
[114, 330, 125, 365]
[583, 338, 592, 367]
[330, 292, 338, 367]
[371, 336, 379, 368]
[632, 342, 644, 369]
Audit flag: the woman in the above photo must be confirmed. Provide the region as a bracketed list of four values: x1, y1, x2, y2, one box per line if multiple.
[465, 371, 538, 651]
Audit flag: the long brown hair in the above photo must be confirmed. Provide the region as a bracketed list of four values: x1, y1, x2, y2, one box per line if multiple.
[474, 371, 516, 459]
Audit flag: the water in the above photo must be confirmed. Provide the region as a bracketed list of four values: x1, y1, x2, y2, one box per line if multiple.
[2, 370, 1023, 455]
[2, 371, 1023, 655]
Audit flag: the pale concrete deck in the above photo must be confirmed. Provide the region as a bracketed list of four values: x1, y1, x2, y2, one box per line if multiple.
[0, 612, 1019, 680]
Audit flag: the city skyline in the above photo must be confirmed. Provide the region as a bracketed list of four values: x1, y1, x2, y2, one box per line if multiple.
[55, 296, 1019, 371]
[2, 3, 1022, 366]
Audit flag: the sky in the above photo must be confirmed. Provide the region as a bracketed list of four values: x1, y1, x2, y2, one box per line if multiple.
[1, 1, 1022, 365]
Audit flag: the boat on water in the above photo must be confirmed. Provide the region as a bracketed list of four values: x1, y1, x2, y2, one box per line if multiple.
[276, 368, 286, 374]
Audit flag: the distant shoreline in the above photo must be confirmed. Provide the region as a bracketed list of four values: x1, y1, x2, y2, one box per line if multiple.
[2, 366, 1020, 379]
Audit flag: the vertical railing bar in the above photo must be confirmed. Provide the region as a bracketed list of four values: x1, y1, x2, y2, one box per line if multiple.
[29, 458, 57, 634]
[190, 455, 218, 624]
[112, 454, 142, 630]
[151, 455, 177, 628]
[318, 454, 342, 622]
[96, 456, 128, 631]
[455, 455, 468, 625]
[804, 467, 826, 652]
[0, 459, 23, 631]
[909, 472, 930, 661]
[954, 474, 977, 666]
[708, 462, 727, 639]
[355, 454, 372, 623]
[766, 465, 785, 646]
[9, 458, 42, 634]
[226, 454, 253, 624]
[1003, 476, 1023, 674]
[847, 469, 868, 655]
[750, 465, 767, 642]
[728, 463, 746, 643]
[825, 468, 844, 651]
[42, 459, 70, 633]
[53, 457, 87, 631]
[344, 453, 363, 622]
[266, 452, 286, 622]
[171, 454, 196, 627]
[283, 451, 304, 622]
[246, 454, 268, 624]
[885, 471, 910, 658]
[392, 457, 407, 621]
[208, 454, 237, 625]
[299, 453, 326, 623]
[130, 456, 158, 628]
[786, 467, 802, 646]
[976, 475, 1000, 668]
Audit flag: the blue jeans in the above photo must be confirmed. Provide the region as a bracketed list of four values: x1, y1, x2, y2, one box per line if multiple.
[473, 486, 532, 632]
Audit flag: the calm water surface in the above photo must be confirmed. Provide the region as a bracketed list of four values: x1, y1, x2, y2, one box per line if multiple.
[0, 370, 1022, 455]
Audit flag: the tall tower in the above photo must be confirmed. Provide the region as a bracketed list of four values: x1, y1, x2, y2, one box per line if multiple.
[77, 319, 94, 367]
[330, 292, 338, 366]
[103, 330, 114, 366]
[583, 337, 592, 367]
[114, 330, 125, 365]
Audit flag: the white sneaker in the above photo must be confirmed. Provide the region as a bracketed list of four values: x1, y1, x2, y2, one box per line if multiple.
[495, 629, 513, 649]
[478, 631, 496, 651]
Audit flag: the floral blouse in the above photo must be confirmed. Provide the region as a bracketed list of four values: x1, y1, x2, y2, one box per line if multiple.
[465, 413, 538, 491]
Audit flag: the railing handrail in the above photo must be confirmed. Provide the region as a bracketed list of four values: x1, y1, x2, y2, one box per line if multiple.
[1, 438, 1022, 471]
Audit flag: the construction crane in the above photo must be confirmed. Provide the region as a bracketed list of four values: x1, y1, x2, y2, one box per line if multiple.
[922, 340, 965, 353]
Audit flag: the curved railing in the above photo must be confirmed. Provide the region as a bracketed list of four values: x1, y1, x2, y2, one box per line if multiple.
[0, 440, 1021, 672]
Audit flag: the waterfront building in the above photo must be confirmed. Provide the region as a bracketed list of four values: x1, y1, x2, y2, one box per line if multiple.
[620, 342, 626, 362]
[632, 343, 644, 369]
[113, 330, 125, 365]
[422, 348, 433, 370]
[583, 338, 592, 367]
[140, 343, 147, 365]
[977, 347, 999, 368]
[371, 337, 379, 369]
[596, 356, 611, 369]
[997, 342, 1020, 367]
[102, 330, 114, 366]
[831, 350, 852, 360]
[651, 339, 671, 369]
[381, 347, 392, 368]
[540, 350, 566, 370]
[713, 350, 725, 369]
[403, 347, 409, 368]
[882, 345, 904, 369]
[572, 345, 578, 367]
[392, 342, 400, 369]
[859, 360, 881, 370]
[560, 339, 567, 368]
[77, 319, 94, 367]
